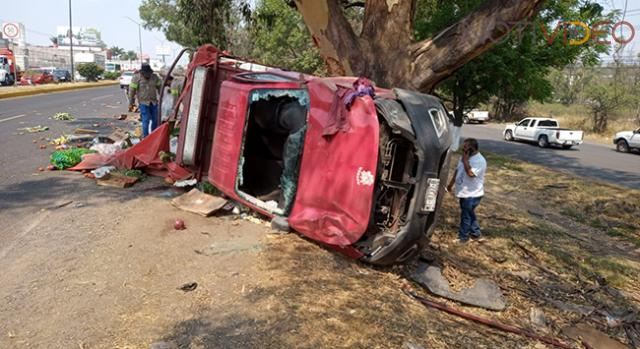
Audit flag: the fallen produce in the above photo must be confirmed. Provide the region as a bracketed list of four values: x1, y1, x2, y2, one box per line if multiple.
[52, 112, 75, 121]
[50, 148, 95, 170]
[18, 125, 49, 133]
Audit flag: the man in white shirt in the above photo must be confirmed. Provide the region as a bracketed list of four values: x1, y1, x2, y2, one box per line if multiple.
[446, 138, 487, 243]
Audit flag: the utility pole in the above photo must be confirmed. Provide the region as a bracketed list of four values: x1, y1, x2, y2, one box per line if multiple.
[68, 0, 74, 81]
[125, 17, 143, 66]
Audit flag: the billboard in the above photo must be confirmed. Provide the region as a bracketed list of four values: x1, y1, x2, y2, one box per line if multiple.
[56, 26, 105, 48]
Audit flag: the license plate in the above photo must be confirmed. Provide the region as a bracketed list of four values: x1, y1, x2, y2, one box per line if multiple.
[423, 178, 440, 212]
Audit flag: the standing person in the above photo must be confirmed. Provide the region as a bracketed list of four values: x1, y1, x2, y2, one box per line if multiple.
[446, 138, 487, 244]
[128, 64, 162, 138]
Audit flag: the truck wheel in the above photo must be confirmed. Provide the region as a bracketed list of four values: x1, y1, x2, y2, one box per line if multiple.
[463, 116, 469, 124]
[616, 139, 629, 153]
[504, 130, 514, 141]
[562, 145, 573, 150]
[538, 135, 549, 148]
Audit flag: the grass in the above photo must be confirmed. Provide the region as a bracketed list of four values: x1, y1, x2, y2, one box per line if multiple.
[527, 102, 640, 144]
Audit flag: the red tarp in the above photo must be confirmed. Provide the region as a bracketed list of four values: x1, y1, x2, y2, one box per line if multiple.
[69, 123, 191, 180]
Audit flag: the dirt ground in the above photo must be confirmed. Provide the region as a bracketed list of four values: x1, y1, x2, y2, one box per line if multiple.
[0, 152, 638, 349]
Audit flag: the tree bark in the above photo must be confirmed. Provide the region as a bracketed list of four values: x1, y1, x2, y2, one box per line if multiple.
[295, 0, 545, 93]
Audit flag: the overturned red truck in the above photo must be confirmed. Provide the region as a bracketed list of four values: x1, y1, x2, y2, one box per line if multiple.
[166, 45, 452, 265]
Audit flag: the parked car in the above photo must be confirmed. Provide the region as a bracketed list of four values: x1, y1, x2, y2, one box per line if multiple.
[119, 71, 135, 89]
[53, 69, 71, 82]
[613, 128, 640, 153]
[503, 118, 584, 149]
[464, 110, 489, 124]
[170, 45, 453, 266]
[19, 70, 54, 85]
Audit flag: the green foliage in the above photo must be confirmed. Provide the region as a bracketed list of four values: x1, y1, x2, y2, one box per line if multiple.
[109, 46, 125, 59]
[120, 50, 138, 61]
[50, 148, 95, 170]
[77, 63, 105, 82]
[139, 0, 248, 49]
[415, 0, 612, 121]
[250, 0, 325, 75]
[103, 71, 120, 80]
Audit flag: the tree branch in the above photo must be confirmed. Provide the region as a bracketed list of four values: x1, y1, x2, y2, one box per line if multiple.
[294, 0, 364, 75]
[409, 0, 545, 92]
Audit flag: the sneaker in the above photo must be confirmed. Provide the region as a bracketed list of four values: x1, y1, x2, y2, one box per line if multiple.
[470, 235, 487, 243]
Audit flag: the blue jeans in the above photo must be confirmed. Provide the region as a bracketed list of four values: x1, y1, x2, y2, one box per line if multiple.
[139, 103, 158, 138]
[459, 197, 482, 241]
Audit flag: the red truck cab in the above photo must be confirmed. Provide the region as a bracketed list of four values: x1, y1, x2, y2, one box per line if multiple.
[171, 45, 452, 265]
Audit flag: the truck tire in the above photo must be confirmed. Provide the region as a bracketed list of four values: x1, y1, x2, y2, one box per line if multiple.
[616, 139, 629, 153]
[504, 130, 514, 141]
[562, 145, 573, 150]
[538, 135, 549, 148]
[463, 116, 469, 124]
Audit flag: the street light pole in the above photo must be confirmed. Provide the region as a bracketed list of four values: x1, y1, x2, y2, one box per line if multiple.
[125, 16, 143, 66]
[68, 0, 75, 81]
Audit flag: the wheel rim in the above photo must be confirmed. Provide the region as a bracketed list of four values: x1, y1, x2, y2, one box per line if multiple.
[539, 137, 547, 147]
[617, 141, 628, 152]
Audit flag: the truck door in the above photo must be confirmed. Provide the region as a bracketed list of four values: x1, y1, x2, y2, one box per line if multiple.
[288, 79, 380, 247]
[630, 129, 640, 147]
[514, 119, 531, 139]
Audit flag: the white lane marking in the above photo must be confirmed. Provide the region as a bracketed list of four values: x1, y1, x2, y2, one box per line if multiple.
[0, 114, 26, 123]
[90, 94, 114, 101]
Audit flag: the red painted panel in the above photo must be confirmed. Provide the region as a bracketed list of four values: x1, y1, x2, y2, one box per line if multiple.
[289, 79, 379, 247]
[209, 81, 249, 198]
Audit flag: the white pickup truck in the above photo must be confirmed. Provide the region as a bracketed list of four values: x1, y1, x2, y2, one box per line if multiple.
[503, 118, 584, 149]
[613, 128, 640, 153]
[464, 110, 490, 124]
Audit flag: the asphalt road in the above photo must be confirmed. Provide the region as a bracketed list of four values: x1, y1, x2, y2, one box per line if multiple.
[0, 86, 130, 187]
[462, 124, 640, 189]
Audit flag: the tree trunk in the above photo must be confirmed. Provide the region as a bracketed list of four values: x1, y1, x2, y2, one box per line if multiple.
[294, 0, 544, 92]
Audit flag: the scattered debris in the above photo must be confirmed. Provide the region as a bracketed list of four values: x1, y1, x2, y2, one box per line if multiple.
[150, 342, 177, 349]
[50, 148, 95, 170]
[177, 282, 198, 292]
[114, 114, 127, 120]
[271, 216, 290, 233]
[171, 188, 228, 217]
[46, 165, 56, 171]
[108, 129, 129, 143]
[49, 200, 73, 210]
[159, 151, 175, 163]
[90, 166, 116, 179]
[96, 172, 139, 188]
[90, 142, 123, 156]
[51, 135, 69, 146]
[38, 144, 47, 149]
[530, 307, 549, 331]
[173, 178, 197, 187]
[411, 262, 506, 311]
[52, 112, 75, 121]
[174, 219, 186, 230]
[74, 128, 99, 135]
[18, 125, 49, 133]
[404, 289, 577, 349]
[402, 342, 425, 349]
[562, 323, 628, 349]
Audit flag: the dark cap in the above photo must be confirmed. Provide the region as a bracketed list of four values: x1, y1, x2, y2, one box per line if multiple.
[140, 64, 153, 73]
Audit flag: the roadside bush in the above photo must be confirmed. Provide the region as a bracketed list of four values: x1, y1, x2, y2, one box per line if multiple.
[77, 63, 105, 82]
[103, 71, 120, 80]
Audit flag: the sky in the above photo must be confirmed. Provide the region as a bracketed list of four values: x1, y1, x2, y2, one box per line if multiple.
[1, 0, 183, 63]
[2, 0, 640, 64]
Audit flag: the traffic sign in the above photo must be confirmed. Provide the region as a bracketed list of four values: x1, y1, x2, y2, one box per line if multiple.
[2, 23, 20, 39]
